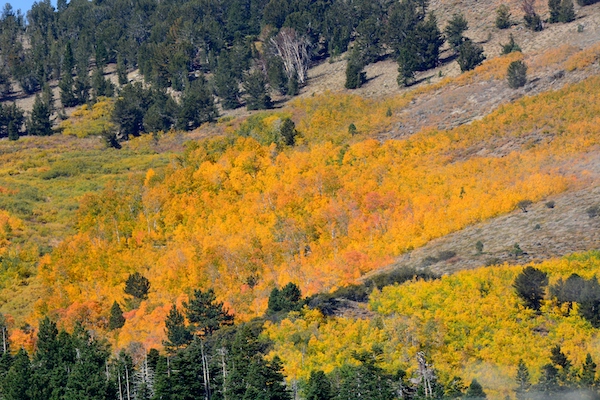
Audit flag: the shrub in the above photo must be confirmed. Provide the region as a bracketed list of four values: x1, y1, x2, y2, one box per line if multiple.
[457, 40, 485, 72]
[476, 241, 484, 254]
[496, 5, 511, 29]
[507, 60, 528, 89]
[501, 34, 522, 54]
[517, 199, 533, 212]
[587, 205, 600, 218]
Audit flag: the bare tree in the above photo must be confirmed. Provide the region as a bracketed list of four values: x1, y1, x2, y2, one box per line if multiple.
[269, 28, 311, 85]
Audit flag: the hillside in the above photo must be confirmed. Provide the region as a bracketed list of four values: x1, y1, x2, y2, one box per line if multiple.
[0, 0, 600, 397]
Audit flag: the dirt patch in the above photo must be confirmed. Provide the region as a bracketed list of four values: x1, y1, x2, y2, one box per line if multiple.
[362, 153, 600, 280]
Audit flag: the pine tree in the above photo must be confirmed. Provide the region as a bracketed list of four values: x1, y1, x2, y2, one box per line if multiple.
[116, 55, 128, 86]
[177, 77, 218, 130]
[268, 283, 303, 314]
[73, 67, 90, 106]
[515, 359, 531, 400]
[501, 34, 522, 54]
[397, 47, 418, 87]
[184, 288, 234, 337]
[445, 13, 468, 53]
[495, 4, 511, 29]
[243, 70, 272, 110]
[457, 39, 485, 72]
[2, 348, 31, 400]
[578, 277, 600, 327]
[513, 266, 548, 311]
[59, 42, 77, 108]
[163, 304, 192, 353]
[345, 50, 366, 89]
[214, 54, 241, 110]
[549, 0, 562, 22]
[91, 67, 114, 100]
[124, 272, 150, 300]
[465, 379, 487, 399]
[28, 94, 52, 136]
[279, 118, 298, 147]
[413, 12, 444, 71]
[580, 353, 597, 389]
[559, 0, 576, 22]
[507, 60, 527, 88]
[305, 370, 333, 400]
[108, 301, 126, 330]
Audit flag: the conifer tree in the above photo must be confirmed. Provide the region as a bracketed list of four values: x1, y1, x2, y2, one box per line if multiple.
[109, 301, 126, 330]
[445, 13, 468, 53]
[495, 4, 511, 29]
[515, 359, 531, 400]
[513, 266, 548, 311]
[580, 353, 597, 388]
[559, 0, 576, 22]
[215, 53, 241, 110]
[28, 94, 52, 136]
[457, 39, 485, 72]
[465, 379, 487, 399]
[507, 60, 527, 88]
[280, 118, 298, 147]
[345, 50, 366, 90]
[549, 0, 562, 22]
[163, 304, 192, 353]
[178, 77, 218, 130]
[184, 288, 234, 337]
[2, 348, 31, 400]
[305, 370, 333, 400]
[125, 272, 150, 300]
[243, 70, 272, 110]
[116, 54, 128, 86]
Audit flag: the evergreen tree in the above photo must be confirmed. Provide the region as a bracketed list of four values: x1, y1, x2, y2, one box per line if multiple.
[59, 42, 77, 108]
[305, 370, 333, 400]
[413, 12, 444, 71]
[91, 67, 114, 100]
[397, 47, 418, 87]
[355, 17, 383, 65]
[116, 54, 128, 86]
[386, 0, 420, 58]
[243, 70, 272, 110]
[465, 379, 487, 399]
[63, 325, 115, 400]
[445, 13, 469, 53]
[559, 0, 576, 22]
[28, 94, 52, 136]
[163, 304, 192, 353]
[578, 277, 600, 327]
[183, 288, 234, 337]
[507, 60, 528, 88]
[445, 376, 466, 398]
[457, 39, 485, 72]
[2, 348, 31, 400]
[108, 301, 126, 330]
[496, 4, 512, 29]
[345, 50, 366, 89]
[535, 364, 560, 397]
[124, 272, 150, 300]
[268, 283, 303, 314]
[513, 266, 548, 311]
[226, 325, 291, 400]
[580, 353, 597, 389]
[178, 77, 218, 130]
[0, 103, 24, 140]
[73, 67, 90, 106]
[215, 53, 241, 109]
[280, 118, 298, 147]
[515, 359, 532, 400]
[266, 55, 288, 96]
[501, 34, 522, 54]
[112, 83, 151, 140]
[549, 0, 562, 22]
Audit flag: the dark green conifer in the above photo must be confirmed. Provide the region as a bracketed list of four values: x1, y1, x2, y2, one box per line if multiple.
[108, 301, 126, 330]
[243, 70, 272, 110]
[28, 95, 52, 136]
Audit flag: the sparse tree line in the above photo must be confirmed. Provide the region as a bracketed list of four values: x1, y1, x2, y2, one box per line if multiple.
[1, 274, 600, 400]
[0, 0, 590, 143]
